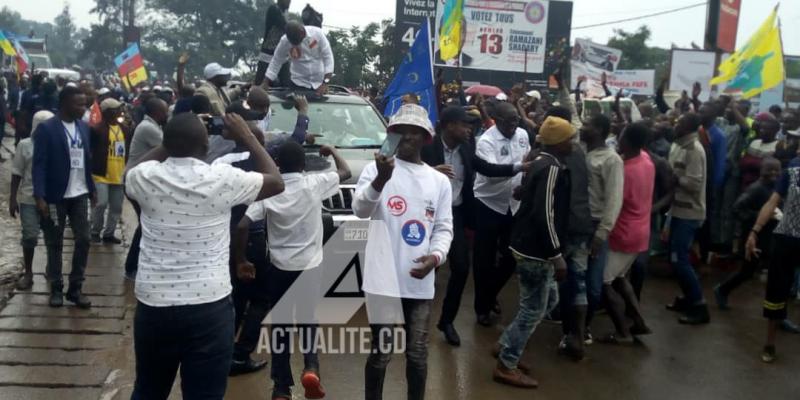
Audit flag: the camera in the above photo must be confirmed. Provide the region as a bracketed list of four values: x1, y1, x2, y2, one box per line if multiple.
[203, 115, 225, 136]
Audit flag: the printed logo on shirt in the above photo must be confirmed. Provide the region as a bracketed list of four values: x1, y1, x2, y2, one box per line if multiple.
[401, 220, 426, 247]
[518, 137, 527, 148]
[501, 144, 510, 156]
[387, 195, 407, 217]
[309, 39, 318, 49]
[424, 200, 435, 221]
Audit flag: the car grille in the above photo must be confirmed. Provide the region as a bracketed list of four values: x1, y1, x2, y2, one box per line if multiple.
[322, 185, 356, 214]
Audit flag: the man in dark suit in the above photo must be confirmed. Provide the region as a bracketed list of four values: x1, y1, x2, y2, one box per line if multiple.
[422, 106, 527, 346]
[33, 86, 96, 309]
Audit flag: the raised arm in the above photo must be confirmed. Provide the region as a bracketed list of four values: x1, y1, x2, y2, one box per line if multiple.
[223, 113, 284, 200]
[321, 145, 352, 182]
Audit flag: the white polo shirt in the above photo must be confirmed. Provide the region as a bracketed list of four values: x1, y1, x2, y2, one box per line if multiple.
[125, 157, 264, 307]
[245, 171, 340, 271]
[473, 126, 529, 215]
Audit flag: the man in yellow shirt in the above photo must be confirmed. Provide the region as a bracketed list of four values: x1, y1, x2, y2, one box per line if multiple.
[90, 98, 131, 244]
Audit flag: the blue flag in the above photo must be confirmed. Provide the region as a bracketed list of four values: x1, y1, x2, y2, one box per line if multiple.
[383, 20, 437, 126]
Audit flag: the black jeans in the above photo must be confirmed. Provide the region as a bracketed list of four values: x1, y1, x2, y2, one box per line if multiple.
[472, 201, 516, 316]
[439, 206, 469, 325]
[131, 296, 234, 400]
[268, 264, 320, 393]
[366, 298, 431, 400]
[124, 202, 141, 276]
[718, 228, 773, 297]
[41, 194, 90, 290]
[255, 59, 291, 86]
[232, 230, 271, 361]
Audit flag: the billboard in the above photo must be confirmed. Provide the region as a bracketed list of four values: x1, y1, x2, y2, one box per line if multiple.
[570, 39, 623, 97]
[395, 0, 573, 88]
[669, 49, 717, 101]
[785, 56, 800, 104]
[433, 0, 550, 74]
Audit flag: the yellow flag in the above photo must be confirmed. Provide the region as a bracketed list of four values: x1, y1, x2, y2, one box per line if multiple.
[711, 7, 784, 99]
[127, 66, 149, 87]
[439, 0, 464, 61]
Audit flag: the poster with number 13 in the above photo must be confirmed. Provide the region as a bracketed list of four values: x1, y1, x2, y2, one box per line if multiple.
[434, 0, 549, 73]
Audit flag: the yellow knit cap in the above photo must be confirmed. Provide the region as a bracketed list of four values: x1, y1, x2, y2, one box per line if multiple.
[538, 117, 575, 145]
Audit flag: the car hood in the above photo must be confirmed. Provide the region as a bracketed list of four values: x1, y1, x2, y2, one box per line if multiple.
[304, 147, 376, 184]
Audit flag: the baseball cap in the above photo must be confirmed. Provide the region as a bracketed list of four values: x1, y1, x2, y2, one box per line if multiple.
[97, 87, 111, 96]
[538, 116, 575, 145]
[788, 128, 800, 138]
[525, 90, 541, 100]
[387, 104, 435, 138]
[204, 62, 233, 79]
[495, 92, 508, 101]
[440, 106, 479, 127]
[100, 98, 123, 112]
[153, 85, 163, 92]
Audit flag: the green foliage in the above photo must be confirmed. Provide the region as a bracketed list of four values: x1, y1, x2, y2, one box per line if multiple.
[50, 4, 78, 67]
[0, 6, 21, 33]
[606, 25, 669, 84]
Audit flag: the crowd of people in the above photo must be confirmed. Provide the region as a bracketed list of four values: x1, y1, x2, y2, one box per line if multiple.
[1, 1, 800, 399]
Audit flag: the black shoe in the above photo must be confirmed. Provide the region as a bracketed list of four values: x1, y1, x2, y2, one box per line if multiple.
[437, 322, 461, 346]
[477, 313, 493, 327]
[229, 357, 268, 376]
[666, 296, 690, 313]
[678, 304, 710, 325]
[49, 291, 64, 307]
[102, 236, 122, 245]
[90, 234, 102, 244]
[65, 291, 92, 309]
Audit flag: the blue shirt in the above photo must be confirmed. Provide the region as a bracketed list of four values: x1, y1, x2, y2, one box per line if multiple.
[709, 124, 727, 188]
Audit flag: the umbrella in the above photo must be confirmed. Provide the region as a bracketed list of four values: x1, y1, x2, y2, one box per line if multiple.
[464, 84, 504, 97]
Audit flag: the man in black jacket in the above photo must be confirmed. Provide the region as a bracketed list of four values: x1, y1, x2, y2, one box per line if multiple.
[493, 116, 573, 389]
[422, 106, 527, 346]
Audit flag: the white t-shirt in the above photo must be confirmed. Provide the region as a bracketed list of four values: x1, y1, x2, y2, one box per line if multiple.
[62, 121, 89, 199]
[352, 159, 454, 300]
[245, 171, 340, 271]
[125, 157, 264, 307]
[473, 126, 529, 215]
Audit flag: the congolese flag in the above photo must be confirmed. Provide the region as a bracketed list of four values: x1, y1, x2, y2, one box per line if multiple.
[115, 43, 148, 87]
[0, 31, 18, 57]
[438, 0, 464, 61]
[12, 37, 30, 73]
[710, 7, 784, 99]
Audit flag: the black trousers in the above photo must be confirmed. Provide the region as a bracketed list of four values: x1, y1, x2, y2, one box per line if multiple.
[472, 200, 516, 316]
[232, 230, 271, 361]
[439, 206, 469, 325]
[764, 234, 800, 320]
[124, 202, 141, 276]
[132, 296, 234, 400]
[255, 59, 291, 87]
[718, 227, 773, 297]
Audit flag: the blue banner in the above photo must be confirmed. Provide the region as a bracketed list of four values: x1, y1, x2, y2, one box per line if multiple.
[383, 20, 437, 126]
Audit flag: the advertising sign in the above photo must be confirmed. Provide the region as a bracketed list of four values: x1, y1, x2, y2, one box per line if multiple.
[433, 0, 550, 74]
[570, 38, 623, 97]
[717, 0, 741, 52]
[669, 49, 717, 101]
[606, 70, 655, 96]
[785, 56, 800, 104]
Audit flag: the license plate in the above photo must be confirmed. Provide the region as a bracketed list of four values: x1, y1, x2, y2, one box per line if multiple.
[343, 228, 368, 241]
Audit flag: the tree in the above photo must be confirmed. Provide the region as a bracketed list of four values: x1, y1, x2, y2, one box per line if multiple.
[0, 6, 21, 33]
[374, 19, 402, 86]
[606, 26, 669, 83]
[50, 4, 77, 67]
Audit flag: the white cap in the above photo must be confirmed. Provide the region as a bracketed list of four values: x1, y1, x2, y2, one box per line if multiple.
[153, 85, 163, 92]
[97, 87, 111, 96]
[495, 92, 508, 101]
[65, 82, 78, 88]
[204, 62, 233, 79]
[789, 128, 800, 138]
[525, 90, 541, 100]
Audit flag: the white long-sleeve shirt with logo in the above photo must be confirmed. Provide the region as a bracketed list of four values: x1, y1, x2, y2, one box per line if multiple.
[352, 159, 453, 300]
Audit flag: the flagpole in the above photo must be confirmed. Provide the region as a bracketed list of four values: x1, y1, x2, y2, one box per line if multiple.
[777, 13, 788, 107]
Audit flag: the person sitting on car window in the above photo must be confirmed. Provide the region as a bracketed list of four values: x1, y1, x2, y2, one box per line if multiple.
[264, 21, 334, 97]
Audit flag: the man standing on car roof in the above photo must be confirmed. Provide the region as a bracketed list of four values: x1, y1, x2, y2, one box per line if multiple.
[255, 0, 291, 86]
[263, 21, 334, 97]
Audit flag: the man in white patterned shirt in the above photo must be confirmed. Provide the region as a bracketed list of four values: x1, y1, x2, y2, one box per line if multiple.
[124, 112, 284, 399]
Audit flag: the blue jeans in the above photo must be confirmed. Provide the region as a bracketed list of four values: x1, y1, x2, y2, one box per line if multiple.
[131, 296, 235, 400]
[670, 217, 705, 305]
[586, 225, 609, 323]
[560, 239, 589, 335]
[498, 257, 558, 369]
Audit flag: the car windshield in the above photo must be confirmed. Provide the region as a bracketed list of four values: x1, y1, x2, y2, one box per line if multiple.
[28, 54, 52, 68]
[268, 99, 386, 148]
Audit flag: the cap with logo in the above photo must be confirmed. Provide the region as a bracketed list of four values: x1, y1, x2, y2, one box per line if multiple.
[204, 62, 233, 79]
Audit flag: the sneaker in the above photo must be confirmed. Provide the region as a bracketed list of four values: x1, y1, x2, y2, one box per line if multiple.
[102, 236, 123, 245]
[228, 357, 268, 376]
[762, 345, 776, 363]
[301, 370, 326, 399]
[65, 291, 92, 309]
[584, 329, 594, 345]
[16, 274, 34, 291]
[713, 285, 730, 310]
[780, 319, 800, 334]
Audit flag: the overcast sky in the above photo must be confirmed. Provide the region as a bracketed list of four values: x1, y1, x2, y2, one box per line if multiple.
[1, 0, 798, 54]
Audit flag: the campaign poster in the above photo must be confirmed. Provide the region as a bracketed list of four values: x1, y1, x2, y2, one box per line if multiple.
[606, 70, 655, 96]
[570, 38, 624, 97]
[433, 0, 550, 74]
[669, 49, 717, 101]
